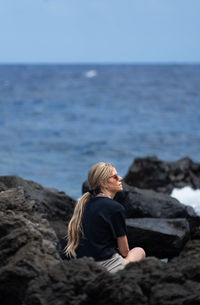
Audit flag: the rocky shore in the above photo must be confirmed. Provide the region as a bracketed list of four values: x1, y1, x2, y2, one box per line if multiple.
[0, 157, 200, 305]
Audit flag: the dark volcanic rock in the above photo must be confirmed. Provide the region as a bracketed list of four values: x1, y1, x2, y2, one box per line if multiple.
[0, 187, 60, 304]
[122, 238, 200, 305]
[0, 175, 75, 219]
[124, 156, 200, 194]
[0, 187, 106, 305]
[0, 176, 76, 257]
[82, 179, 91, 194]
[126, 218, 190, 259]
[1, 178, 200, 305]
[115, 182, 196, 220]
[116, 182, 200, 240]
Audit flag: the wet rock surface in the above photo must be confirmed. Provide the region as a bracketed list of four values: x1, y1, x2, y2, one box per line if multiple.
[126, 218, 190, 258]
[124, 156, 200, 194]
[0, 174, 200, 305]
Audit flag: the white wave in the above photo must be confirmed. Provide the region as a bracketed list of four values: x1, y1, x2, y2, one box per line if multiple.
[171, 186, 200, 215]
[84, 70, 97, 78]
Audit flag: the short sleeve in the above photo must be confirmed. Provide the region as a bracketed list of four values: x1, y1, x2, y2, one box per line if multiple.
[110, 208, 127, 238]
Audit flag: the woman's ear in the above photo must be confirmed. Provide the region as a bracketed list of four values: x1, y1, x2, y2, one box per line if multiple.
[100, 180, 107, 189]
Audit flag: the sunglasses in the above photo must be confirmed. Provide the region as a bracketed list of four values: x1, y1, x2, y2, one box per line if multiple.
[109, 173, 120, 180]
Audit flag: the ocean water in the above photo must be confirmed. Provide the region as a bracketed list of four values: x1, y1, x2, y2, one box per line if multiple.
[0, 64, 200, 208]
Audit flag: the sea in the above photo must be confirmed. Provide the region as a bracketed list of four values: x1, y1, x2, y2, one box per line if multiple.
[0, 64, 200, 214]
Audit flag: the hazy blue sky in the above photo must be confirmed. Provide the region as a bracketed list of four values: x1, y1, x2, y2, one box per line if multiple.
[1, 0, 200, 63]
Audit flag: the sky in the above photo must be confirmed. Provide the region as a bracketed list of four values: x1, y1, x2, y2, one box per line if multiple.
[1, 0, 200, 63]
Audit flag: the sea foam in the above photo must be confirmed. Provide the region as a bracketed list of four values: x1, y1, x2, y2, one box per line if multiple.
[84, 70, 97, 78]
[171, 186, 200, 215]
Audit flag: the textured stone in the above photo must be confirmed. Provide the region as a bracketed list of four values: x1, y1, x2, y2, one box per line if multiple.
[126, 218, 190, 258]
[0, 176, 76, 257]
[0, 176, 200, 305]
[124, 156, 200, 194]
[115, 182, 196, 219]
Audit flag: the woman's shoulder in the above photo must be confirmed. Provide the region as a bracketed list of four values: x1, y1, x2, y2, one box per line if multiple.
[96, 197, 125, 212]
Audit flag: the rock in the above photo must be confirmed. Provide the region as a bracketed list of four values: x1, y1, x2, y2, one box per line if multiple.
[126, 218, 190, 259]
[82, 179, 90, 194]
[24, 241, 200, 305]
[0, 175, 75, 219]
[122, 240, 200, 305]
[115, 182, 197, 219]
[0, 176, 76, 257]
[25, 258, 109, 305]
[124, 156, 200, 194]
[0, 187, 61, 304]
[0, 187, 106, 305]
[1, 179, 200, 305]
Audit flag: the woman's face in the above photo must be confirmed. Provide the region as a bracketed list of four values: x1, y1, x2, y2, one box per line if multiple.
[103, 167, 123, 193]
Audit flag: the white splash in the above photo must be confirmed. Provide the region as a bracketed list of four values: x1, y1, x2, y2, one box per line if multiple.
[84, 70, 97, 78]
[171, 186, 200, 215]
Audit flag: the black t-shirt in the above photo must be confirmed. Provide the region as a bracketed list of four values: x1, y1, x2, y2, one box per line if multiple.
[76, 196, 127, 261]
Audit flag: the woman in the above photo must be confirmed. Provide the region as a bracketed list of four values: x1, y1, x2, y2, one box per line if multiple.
[66, 162, 146, 273]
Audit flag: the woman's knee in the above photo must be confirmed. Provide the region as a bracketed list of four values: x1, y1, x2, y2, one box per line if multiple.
[125, 247, 146, 264]
[136, 247, 146, 259]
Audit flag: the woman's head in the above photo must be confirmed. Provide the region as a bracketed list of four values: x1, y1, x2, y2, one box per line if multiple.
[88, 162, 123, 197]
[88, 162, 115, 194]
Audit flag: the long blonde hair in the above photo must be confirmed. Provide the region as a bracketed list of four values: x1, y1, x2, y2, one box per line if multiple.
[65, 162, 114, 257]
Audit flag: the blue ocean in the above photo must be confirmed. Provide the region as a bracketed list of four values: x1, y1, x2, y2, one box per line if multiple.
[0, 64, 200, 201]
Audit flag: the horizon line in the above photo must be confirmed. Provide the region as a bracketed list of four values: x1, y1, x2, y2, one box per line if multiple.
[0, 61, 200, 66]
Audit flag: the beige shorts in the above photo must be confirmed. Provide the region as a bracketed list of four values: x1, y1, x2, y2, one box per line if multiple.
[97, 252, 126, 273]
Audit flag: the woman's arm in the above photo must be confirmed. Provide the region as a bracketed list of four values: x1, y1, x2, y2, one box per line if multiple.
[117, 235, 130, 257]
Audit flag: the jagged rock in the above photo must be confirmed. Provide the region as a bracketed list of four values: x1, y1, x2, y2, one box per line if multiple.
[116, 182, 200, 239]
[126, 218, 190, 259]
[124, 156, 200, 194]
[122, 239, 200, 305]
[115, 182, 196, 219]
[0, 176, 76, 257]
[0, 176, 75, 219]
[0, 179, 200, 305]
[0, 187, 61, 304]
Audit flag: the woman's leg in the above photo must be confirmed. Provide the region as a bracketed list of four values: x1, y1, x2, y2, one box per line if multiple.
[125, 247, 146, 265]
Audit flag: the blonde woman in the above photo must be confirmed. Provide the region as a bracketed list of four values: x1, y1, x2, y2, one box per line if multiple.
[66, 162, 146, 273]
